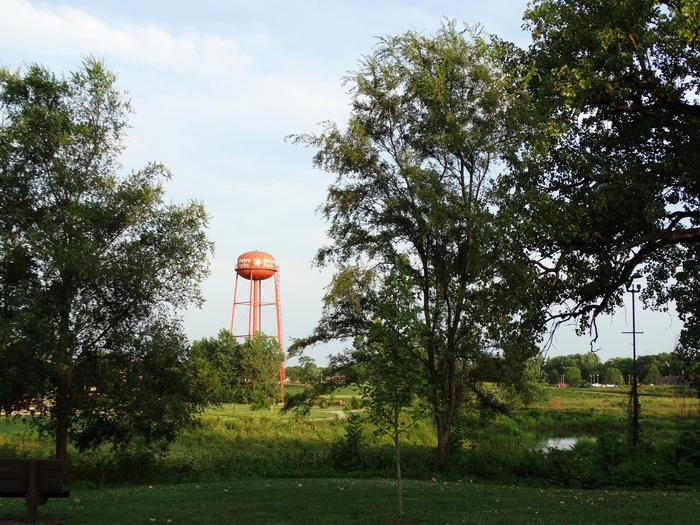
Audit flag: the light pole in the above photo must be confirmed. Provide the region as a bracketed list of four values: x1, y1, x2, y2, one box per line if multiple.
[623, 276, 643, 446]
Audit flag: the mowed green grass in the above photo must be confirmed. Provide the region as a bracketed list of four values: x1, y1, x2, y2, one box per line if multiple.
[284, 384, 361, 397]
[0, 417, 34, 437]
[203, 402, 354, 421]
[2, 478, 698, 524]
[203, 403, 337, 420]
[200, 384, 363, 422]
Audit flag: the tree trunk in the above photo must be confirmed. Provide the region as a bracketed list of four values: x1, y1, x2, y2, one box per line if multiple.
[395, 433, 403, 519]
[436, 416, 450, 469]
[55, 285, 72, 461]
[54, 376, 69, 461]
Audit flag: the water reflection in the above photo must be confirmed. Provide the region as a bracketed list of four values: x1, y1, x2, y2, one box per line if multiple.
[535, 436, 581, 451]
[532, 431, 597, 451]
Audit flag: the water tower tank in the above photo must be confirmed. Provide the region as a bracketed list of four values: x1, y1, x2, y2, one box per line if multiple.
[235, 250, 276, 280]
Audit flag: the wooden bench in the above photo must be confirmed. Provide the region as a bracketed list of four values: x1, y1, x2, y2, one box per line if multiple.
[0, 458, 70, 524]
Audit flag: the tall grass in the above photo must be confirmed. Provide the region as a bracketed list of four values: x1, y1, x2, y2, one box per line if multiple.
[1, 386, 699, 490]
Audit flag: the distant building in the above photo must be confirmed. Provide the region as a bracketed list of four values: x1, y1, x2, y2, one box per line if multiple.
[656, 375, 688, 386]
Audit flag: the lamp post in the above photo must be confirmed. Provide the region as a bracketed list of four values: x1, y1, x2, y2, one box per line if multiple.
[623, 276, 643, 446]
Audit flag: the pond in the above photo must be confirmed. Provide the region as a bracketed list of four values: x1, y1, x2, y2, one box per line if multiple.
[533, 431, 596, 451]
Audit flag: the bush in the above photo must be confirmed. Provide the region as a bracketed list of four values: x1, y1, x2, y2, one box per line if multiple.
[331, 413, 365, 471]
[350, 397, 361, 410]
[676, 430, 700, 467]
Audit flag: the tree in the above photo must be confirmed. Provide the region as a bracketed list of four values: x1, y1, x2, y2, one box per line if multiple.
[498, 355, 549, 407]
[499, 0, 700, 346]
[298, 356, 320, 384]
[0, 59, 213, 460]
[288, 21, 544, 465]
[241, 332, 284, 410]
[191, 329, 246, 403]
[548, 369, 562, 385]
[191, 330, 284, 408]
[603, 367, 624, 387]
[606, 357, 635, 381]
[563, 366, 581, 386]
[352, 261, 427, 520]
[644, 363, 661, 385]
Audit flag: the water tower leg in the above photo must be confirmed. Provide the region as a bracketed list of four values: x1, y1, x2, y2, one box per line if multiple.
[229, 274, 239, 333]
[275, 268, 285, 403]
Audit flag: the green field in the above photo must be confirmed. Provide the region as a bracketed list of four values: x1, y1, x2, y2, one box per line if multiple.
[2, 385, 700, 523]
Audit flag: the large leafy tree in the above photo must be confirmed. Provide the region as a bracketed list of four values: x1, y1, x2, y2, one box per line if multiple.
[288, 22, 544, 464]
[241, 332, 284, 409]
[499, 0, 700, 345]
[191, 330, 284, 408]
[191, 329, 247, 403]
[0, 59, 214, 460]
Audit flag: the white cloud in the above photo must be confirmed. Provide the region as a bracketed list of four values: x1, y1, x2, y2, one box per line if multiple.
[0, 0, 251, 73]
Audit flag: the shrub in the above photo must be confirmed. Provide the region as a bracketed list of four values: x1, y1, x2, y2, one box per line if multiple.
[676, 430, 700, 467]
[331, 413, 365, 471]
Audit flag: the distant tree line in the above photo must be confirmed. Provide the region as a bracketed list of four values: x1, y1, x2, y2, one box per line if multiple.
[284, 356, 328, 385]
[542, 351, 688, 387]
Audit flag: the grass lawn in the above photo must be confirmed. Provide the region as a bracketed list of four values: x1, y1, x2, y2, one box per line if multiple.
[534, 385, 697, 418]
[0, 417, 34, 438]
[1, 478, 698, 524]
[284, 384, 361, 398]
[203, 403, 342, 420]
[1, 362, 697, 525]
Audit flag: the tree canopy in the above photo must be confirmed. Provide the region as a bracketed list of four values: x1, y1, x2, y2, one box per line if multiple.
[192, 330, 284, 408]
[288, 21, 545, 464]
[0, 59, 214, 459]
[498, 0, 700, 349]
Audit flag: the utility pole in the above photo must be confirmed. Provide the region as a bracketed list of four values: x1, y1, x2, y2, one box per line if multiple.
[623, 276, 643, 446]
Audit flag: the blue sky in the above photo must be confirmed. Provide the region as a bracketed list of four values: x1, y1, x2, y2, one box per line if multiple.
[0, 0, 682, 366]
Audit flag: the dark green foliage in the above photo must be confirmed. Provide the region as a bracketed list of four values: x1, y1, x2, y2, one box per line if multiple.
[297, 356, 321, 384]
[331, 413, 365, 471]
[191, 330, 284, 409]
[289, 20, 546, 466]
[241, 333, 284, 410]
[543, 353, 601, 384]
[644, 363, 662, 385]
[548, 369, 561, 385]
[604, 367, 624, 386]
[563, 366, 582, 386]
[676, 430, 700, 468]
[190, 329, 245, 403]
[0, 59, 214, 459]
[192, 328, 282, 410]
[62, 326, 212, 453]
[3, 398, 700, 490]
[498, 0, 700, 355]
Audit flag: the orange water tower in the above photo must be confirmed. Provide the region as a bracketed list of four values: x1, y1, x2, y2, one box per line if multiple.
[230, 250, 285, 402]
